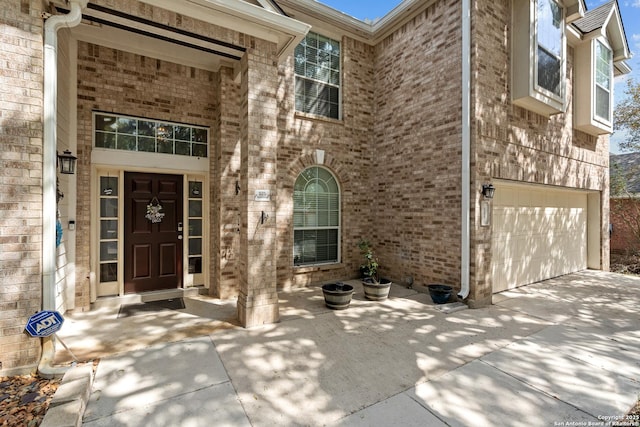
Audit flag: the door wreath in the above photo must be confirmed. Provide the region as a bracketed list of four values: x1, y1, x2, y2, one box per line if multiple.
[145, 197, 165, 223]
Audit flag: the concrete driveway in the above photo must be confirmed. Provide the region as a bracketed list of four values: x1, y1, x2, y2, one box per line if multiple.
[51, 270, 640, 426]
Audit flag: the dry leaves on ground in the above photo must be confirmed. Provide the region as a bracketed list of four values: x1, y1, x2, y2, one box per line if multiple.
[0, 374, 60, 427]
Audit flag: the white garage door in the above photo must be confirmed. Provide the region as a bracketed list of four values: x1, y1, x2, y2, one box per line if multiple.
[491, 184, 587, 293]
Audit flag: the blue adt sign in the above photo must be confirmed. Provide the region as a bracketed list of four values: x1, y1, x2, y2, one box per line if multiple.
[25, 311, 64, 338]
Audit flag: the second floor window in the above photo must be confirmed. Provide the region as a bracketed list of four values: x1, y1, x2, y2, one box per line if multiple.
[595, 40, 612, 122]
[294, 32, 341, 120]
[536, 0, 563, 97]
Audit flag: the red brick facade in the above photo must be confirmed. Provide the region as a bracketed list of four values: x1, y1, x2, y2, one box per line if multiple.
[610, 198, 640, 254]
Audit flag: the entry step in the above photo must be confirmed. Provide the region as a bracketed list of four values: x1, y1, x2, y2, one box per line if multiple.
[91, 287, 203, 309]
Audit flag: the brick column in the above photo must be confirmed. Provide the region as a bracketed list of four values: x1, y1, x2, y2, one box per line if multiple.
[212, 67, 241, 299]
[237, 47, 279, 327]
[0, 1, 44, 372]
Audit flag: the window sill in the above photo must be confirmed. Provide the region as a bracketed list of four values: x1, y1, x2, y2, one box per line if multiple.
[512, 92, 564, 117]
[575, 119, 612, 136]
[293, 263, 343, 273]
[294, 111, 344, 126]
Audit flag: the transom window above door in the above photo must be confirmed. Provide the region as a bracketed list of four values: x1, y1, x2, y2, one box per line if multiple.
[94, 112, 209, 158]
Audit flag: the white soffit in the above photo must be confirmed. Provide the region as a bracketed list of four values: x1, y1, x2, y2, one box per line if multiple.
[140, 0, 310, 60]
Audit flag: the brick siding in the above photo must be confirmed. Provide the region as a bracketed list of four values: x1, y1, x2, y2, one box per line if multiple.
[0, 0, 44, 373]
[610, 198, 640, 254]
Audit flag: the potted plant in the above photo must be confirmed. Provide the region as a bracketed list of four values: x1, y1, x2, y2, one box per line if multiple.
[358, 239, 392, 300]
[427, 284, 453, 304]
[322, 282, 354, 310]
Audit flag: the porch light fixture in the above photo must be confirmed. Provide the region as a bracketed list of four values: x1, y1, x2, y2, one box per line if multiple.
[191, 182, 201, 196]
[57, 149, 77, 175]
[481, 183, 495, 199]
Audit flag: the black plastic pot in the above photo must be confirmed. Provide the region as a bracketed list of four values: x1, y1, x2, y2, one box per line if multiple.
[428, 284, 453, 304]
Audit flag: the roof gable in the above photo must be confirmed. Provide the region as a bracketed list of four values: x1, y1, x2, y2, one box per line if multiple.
[571, 0, 631, 63]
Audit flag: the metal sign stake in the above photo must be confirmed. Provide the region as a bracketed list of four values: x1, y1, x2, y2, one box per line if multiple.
[54, 333, 79, 363]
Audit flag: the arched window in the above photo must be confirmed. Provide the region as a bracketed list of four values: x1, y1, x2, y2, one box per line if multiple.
[293, 167, 340, 266]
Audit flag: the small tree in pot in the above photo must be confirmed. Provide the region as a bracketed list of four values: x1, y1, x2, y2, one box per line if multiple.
[358, 239, 392, 300]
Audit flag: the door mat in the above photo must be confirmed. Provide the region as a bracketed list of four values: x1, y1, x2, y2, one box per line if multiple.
[118, 298, 185, 318]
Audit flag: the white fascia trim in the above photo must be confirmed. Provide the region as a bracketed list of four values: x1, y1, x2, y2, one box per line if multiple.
[615, 60, 632, 76]
[371, 0, 427, 33]
[256, 0, 280, 14]
[140, 0, 310, 60]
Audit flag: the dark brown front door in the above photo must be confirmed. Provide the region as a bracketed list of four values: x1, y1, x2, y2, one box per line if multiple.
[124, 172, 183, 294]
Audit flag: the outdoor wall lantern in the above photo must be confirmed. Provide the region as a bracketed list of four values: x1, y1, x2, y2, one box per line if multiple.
[58, 150, 78, 175]
[481, 183, 495, 199]
[191, 182, 201, 196]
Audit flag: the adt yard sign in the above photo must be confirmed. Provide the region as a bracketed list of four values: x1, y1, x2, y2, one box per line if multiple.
[25, 311, 64, 338]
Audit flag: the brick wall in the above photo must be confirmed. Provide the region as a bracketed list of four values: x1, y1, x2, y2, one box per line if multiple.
[212, 66, 241, 299]
[275, 36, 376, 288]
[610, 198, 640, 254]
[372, 0, 463, 288]
[0, 0, 44, 374]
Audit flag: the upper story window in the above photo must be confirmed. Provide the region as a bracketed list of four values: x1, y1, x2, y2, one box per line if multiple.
[512, 0, 566, 116]
[536, 0, 563, 97]
[594, 40, 612, 121]
[293, 167, 340, 266]
[294, 32, 341, 120]
[94, 113, 208, 158]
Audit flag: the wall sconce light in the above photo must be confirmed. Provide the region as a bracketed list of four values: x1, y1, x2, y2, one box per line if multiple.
[57, 149, 77, 175]
[191, 182, 201, 196]
[481, 183, 495, 199]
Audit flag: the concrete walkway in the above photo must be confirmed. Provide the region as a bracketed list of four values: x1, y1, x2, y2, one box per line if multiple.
[47, 270, 640, 426]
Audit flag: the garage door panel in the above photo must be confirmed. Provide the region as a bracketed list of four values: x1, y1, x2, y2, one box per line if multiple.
[492, 185, 588, 294]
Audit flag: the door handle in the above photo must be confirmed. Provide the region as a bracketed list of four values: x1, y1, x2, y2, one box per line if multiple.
[177, 222, 183, 239]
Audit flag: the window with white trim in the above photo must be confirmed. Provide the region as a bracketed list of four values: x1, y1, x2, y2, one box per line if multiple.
[574, 37, 614, 134]
[294, 32, 341, 119]
[293, 167, 340, 266]
[98, 174, 119, 285]
[94, 112, 208, 158]
[594, 40, 612, 122]
[536, 0, 563, 97]
[512, 0, 566, 115]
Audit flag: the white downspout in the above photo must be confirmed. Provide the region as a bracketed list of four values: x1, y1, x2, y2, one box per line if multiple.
[40, 0, 87, 378]
[459, 0, 471, 300]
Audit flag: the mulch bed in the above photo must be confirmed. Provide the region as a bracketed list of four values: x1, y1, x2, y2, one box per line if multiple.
[0, 374, 60, 427]
[611, 252, 640, 275]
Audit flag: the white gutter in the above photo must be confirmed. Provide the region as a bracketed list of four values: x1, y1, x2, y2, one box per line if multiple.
[40, 0, 87, 378]
[459, 0, 471, 300]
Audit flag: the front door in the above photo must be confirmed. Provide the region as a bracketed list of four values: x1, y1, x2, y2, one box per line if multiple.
[124, 172, 183, 293]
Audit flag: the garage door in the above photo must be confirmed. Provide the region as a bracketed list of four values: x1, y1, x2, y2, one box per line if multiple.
[491, 184, 587, 293]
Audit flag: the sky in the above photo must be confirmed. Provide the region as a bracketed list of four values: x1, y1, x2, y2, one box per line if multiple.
[317, 0, 640, 154]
